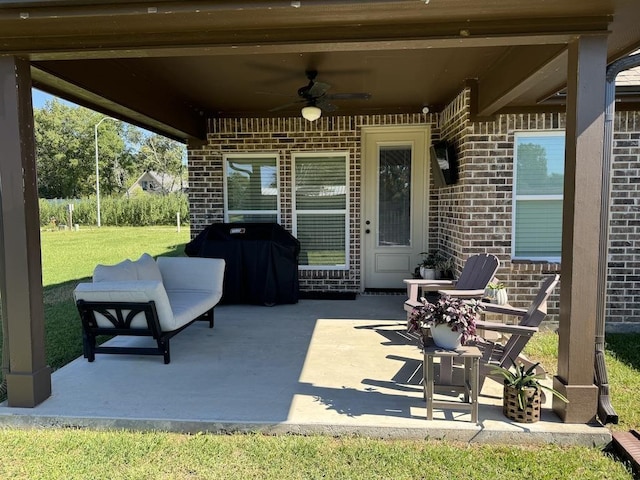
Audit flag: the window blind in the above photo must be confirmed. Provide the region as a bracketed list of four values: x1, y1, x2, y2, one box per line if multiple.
[513, 133, 565, 261]
[225, 156, 278, 223]
[294, 154, 348, 268]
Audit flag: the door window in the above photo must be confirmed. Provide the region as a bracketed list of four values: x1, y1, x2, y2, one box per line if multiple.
[378, 145, 412, 247]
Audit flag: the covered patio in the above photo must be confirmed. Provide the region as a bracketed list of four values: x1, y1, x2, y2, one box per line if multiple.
[1, 0, 640, 427]
[0, 295, 610, 445]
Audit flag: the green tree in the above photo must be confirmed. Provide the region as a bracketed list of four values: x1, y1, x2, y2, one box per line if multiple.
[100, 123, 140, 196]
[34, 99, 185, 199]
[34, 100, 128, 198]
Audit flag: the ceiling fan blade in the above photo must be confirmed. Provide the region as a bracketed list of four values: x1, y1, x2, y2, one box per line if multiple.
[269, 99, 305, 112]
[263, 70, 370, 114]
[316, 99, 338, 112]
[325, 92, 372, 100]
[255, 90, 297, 98]
[308, 81, 331, 98]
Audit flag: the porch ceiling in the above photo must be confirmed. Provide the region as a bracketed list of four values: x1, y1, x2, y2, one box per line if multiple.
[1, 0, 639, 141]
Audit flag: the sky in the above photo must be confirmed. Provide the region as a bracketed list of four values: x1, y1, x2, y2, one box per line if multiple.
[31, 88, 170, 146]
[32, 89, 74, 109]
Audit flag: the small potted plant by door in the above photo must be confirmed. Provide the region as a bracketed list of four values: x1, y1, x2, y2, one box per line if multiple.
[407, 295, 483, 350]
[417, 251, 438, 280]
[492, 360, 569, 423]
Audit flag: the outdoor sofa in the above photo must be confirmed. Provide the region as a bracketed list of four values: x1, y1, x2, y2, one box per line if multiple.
[74, 253, 225, 364]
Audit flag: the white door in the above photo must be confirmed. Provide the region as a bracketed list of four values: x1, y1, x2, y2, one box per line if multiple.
[362, 126, 430, 289]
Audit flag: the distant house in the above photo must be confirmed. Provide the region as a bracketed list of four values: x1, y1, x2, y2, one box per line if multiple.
[126, 171, 188, 196]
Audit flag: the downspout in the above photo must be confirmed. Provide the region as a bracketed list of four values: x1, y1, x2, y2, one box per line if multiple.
[0, 184, 7, 399]
[596, 52, 640, 424]
[0, 304, 6, 399]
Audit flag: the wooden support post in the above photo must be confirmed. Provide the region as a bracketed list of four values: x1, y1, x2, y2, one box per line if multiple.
[0, 56, 52, 407]
[553, 35, 607, 423]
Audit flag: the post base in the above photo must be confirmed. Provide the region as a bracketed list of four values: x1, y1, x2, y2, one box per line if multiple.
[552, 376, 599, 423]
[6, 365, 52, 407]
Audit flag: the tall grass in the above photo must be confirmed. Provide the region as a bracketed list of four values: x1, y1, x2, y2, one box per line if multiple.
[39, 194, 189, 228]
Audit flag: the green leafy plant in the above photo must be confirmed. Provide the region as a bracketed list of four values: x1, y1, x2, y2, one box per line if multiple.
[418, 250, 453, 270]
[487, 281, 505, 290]
[407, 295, 483, 344]
[491, 359, 569, 411]
[418, 251, 439, 269]
[435, 254, 454, 274]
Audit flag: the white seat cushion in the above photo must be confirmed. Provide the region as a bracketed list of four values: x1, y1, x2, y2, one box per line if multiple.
[165, 290, 217, 327]
[73, 280, 179, 331]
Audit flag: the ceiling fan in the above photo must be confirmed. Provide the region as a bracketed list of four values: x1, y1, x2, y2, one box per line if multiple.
[268, 70, 371, 121]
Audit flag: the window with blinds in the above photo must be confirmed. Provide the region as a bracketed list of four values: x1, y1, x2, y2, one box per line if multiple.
[512, 132, 565, 261]
[224, 154, 279, 223]
[293, 153, 348, 269]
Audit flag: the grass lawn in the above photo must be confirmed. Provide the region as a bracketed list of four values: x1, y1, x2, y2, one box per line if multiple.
[524, 330, 640, 433]
[40, 226, 190, 286]
[0, 431, 632, 480]
[0, 226, 637, 479]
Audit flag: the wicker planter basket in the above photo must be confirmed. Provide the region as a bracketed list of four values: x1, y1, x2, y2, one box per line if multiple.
[503, 384, 541, 423]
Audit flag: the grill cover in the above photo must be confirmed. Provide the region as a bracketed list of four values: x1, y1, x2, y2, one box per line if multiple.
[185, 223, 300, 305]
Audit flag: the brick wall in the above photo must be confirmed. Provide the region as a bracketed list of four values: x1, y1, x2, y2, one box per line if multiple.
[188, 96, 639, 327]
[609, 113, 640, 327]
[428, 91, 471, 269]
[436, 90, 562, 315]
[438, 89, 639, 328]
[188, 114, 437, 293]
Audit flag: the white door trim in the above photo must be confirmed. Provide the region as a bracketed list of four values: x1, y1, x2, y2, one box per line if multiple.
[361, 124, 432, 290]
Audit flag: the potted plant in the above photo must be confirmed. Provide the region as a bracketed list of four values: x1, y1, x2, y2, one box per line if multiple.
[407, 295, 483, 350]
[491, 359, 569, 423]
[433, 252, 454, 279]
[417, 251, 438, 279]
[485, 281, 508, 305]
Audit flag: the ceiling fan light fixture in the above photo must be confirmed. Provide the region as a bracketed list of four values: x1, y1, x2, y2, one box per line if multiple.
[301, 105, 321, 122]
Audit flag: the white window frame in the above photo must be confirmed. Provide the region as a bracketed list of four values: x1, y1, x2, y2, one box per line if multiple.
[223, 153, 280, 224]
[511, 130, 564, 262]
[292, 151, 350, 271]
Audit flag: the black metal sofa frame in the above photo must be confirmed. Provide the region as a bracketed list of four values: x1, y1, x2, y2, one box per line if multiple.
[76, 300, 214, 364]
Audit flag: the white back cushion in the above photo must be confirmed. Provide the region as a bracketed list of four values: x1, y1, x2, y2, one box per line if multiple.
[93, 259, 136, 283]
[133, 253, 163, 281]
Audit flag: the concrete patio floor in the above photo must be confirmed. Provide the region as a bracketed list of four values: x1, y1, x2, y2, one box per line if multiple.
[0, 295, 611, 446]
